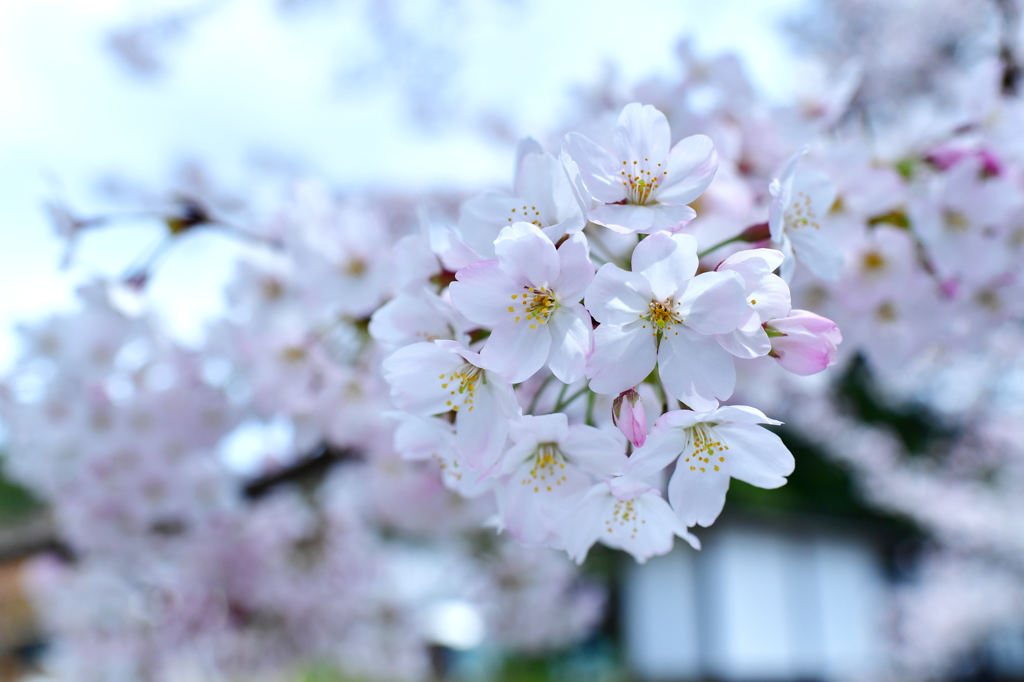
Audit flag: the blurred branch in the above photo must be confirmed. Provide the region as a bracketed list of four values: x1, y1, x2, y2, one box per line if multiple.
[994, 0, 1021, 94]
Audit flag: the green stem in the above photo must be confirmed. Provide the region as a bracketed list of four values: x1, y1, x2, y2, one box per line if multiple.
[555, 386, 589, 412]
[526, 374, 557, 415]
[585, 391, 597, 426]
[697, 235, 743, 259]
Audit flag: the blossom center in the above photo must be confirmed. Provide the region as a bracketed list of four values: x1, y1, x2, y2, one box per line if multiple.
[784, 190, 821, 230]
[682, 423, 728, 474]
[620, 158, 667, 205]
[508, 203, 544, 227]
[520, 442, 568, 493]
[644, 298, 682, 336]
[605, 498, 644, 539]
[439, 363, 483, 413]
[511, 286, 558, 328]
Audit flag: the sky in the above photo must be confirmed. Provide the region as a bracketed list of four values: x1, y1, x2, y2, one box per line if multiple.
[0, 0, 807, 369]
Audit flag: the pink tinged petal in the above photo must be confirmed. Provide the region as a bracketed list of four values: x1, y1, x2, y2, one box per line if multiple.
[716, 423, 794, 489]
[584, 264, 652, 326]
[494, 222, 560, 286]
[612, 389, 647, 448]
[588, 203, 656, 234]
[480, 319, 552, 384]
[668, 456, 731, 527]
[553, 232, 595, 302]
[715, 310, 771, 359]
[676, 270, 747, 334]
[450, 260, 519, 326]
[631, 232, 698, 301]
[657, 134, 719, 204]
[649, 203, 698, 232]
[547, 304, 592, 384]
[770, 326, 840, 376]
[562, 132, 626, 204]
[613, 103, 672, 167]
[562, 424, 628, 477]
[382, 342, 461, 414]
[586, 321, 657, 395]
[617, 428, 689, 482]
[455, 383, 509, 472]
[658, 328, 737, 408]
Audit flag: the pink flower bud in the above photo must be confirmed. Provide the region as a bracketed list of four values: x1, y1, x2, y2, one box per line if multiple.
[612, 388, 647, 448]
[765, 310, 842, 376]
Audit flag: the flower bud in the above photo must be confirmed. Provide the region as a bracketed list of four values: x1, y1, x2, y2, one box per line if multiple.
[612, 388, 647, 448]
[765, 310, 842, 376]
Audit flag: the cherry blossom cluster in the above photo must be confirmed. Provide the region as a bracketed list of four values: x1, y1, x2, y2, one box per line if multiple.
[375, 102, 842, 566]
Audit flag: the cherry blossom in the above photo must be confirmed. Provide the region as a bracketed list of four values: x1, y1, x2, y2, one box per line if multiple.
[449, 223, 594, 384]
[616, 406, 794, 528]
[563, 103, 719, 234]
[584, 232, 747, 409]
[560, 480, 700, 565]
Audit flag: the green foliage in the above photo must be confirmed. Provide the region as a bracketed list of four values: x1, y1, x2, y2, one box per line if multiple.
[0, 458, 40, 525]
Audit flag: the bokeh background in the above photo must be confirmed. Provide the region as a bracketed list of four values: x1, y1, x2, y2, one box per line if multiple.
[1, 1, 1023, 681]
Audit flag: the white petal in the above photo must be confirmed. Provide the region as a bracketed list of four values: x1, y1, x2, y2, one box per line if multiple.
[714, 310, 771, 359]
[658, 328, 736, 407]
[563, 132, 626, 204]
[676, 270, 747, 334]
[510, 412, 568, 444]
[480, 319, 552, 384]
[560, 484, 611, 564]
[382, 342, 460, 415]
[450, 260, 519, 327]
[589, 203, 656, 234]
[709, 404, 781, 426]
[631, 232, 698, 301]
[563, 424, 627, 477]
[668, 458, 730, 527]
[649, 203, 698, 232]
[494, 222, 560, 286]
[456, 384, 510, 472]
[606, 491, 689, 563]
[618, 428, 688, 482]
[584, 263, 652, 326]
[791, 227, 844, 281]
[614, 103, 672, 166]
[547, 304, 592, 384]
[553, 232, 595, 303]
[503, 459, 592, 546]
[657, 134, 719, 204]
[587, 321, 657, 395]
[749, 273, 792, 321]
[718, 423, 794, 489]
[792, 168, 837, 221]
[369, 291, 458, 347]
